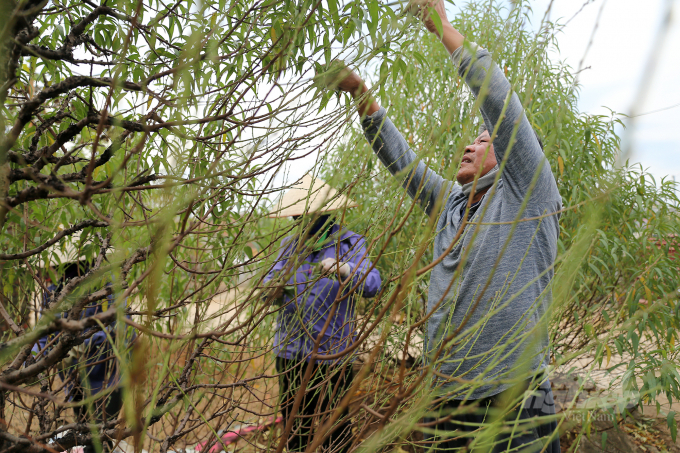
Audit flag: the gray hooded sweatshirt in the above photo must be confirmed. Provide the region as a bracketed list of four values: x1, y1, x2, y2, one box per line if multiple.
[362, 44, 562, 399]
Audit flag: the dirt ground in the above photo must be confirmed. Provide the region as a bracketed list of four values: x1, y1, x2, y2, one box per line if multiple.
[11, 288, 679, 453]
[559, 410, 680, 453]
[552, 372, 680, 453]
[21, 364, 677, 453]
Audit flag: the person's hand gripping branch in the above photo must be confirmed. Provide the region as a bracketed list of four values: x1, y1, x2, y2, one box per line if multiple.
[319, 257, 351, 280]
[317, 0, 465, 120]
[405, 0, 464, 54]
[315, 61, 380, 118]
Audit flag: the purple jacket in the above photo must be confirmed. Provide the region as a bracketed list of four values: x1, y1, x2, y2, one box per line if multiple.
[265, 225, 381, 361]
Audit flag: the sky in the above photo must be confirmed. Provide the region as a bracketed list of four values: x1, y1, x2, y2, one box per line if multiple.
[275, 0, 680, 190]
[63, 0, 680, 193]
[527, 0, 680, 184]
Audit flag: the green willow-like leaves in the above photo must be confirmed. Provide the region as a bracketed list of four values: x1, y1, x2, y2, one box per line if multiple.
[322, 1, 680, 448]
[0, 0, 678, 451]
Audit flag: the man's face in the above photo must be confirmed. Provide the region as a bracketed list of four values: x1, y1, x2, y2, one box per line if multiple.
[456, 130, 498, 185]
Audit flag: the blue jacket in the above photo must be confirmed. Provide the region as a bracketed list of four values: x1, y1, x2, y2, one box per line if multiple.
[32, 283, 134, 395]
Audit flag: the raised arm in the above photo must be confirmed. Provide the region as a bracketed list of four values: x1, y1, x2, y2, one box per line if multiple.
[342, 235, 382, 298]
[333, 70, 454, 216]
[415, 0, 559, 201]
[453, 46, 558, 200]
[362, 110, 453, 216]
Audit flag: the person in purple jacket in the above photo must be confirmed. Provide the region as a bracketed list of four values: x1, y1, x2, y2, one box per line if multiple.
[265, 174, 382, 453]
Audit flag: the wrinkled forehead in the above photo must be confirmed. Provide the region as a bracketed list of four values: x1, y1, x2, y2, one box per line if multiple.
[475, 123, 491, 141]
[477, 121, 544, 150]
[473, 127, 490, 143]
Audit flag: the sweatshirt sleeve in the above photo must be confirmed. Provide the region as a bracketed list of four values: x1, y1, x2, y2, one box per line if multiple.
[343, 236, 381, 298]
[263, 237, 293, 283]
[361, 108, 456, 217]
[452, 43, 560, 203]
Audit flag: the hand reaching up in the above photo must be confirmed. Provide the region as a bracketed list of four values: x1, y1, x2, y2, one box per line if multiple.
[314, 62, 380, 117]
[407, 0, 450, 37]
[407, 0, 464, 54]
[315, 61, 364, 95]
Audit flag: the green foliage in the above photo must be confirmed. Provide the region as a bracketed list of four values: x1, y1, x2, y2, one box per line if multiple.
[0, 0, 678, 451]
[322, 0, 680, 448]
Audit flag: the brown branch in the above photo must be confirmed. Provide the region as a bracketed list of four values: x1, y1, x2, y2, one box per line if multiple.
[0, 219, 107, 260]
[0, 295, 22, 336]
[3, 22, 40, 103]
[28, 105, 72, 157]
[19, 4, 133, 64]
[0, 429, 59, 453]
[19, 34, 90, 62]
[3, 185, 51, 208]
[1, 77, 163, 157]
[20, 115, 97, 173]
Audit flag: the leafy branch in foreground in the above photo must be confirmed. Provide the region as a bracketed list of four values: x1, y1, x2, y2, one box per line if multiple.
[0, 0, 678, 452]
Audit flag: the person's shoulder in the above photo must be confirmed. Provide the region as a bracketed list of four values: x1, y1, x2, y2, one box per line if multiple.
[279, 235, 298, 253]
[339, 229, 365, 247]
[443, 184, 466, 209]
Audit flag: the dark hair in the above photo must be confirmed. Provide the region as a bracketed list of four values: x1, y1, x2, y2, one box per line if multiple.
[478, 123, 544, 151]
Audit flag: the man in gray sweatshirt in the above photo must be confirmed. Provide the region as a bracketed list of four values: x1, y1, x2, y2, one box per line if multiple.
[331, 1, 562, 451]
